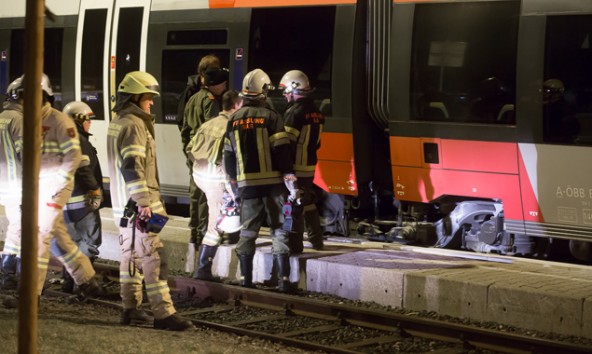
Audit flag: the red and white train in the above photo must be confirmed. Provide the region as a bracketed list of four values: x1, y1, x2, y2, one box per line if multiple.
[1, 0, 591, 261]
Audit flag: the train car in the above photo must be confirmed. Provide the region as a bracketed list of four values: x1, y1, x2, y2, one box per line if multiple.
[387, 0, 592, 261]
[0, 0, 366, 236]
[1, 0, 591, 261]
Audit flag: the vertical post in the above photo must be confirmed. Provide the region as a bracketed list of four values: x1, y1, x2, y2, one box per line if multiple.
[19, 0, 44, 353]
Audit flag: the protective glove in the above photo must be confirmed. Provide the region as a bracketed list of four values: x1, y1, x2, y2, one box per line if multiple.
[283, 174, 302, 204]
[88, 189, 102, 211]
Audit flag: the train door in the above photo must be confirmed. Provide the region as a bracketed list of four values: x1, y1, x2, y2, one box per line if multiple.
[75, 0, 151, 179]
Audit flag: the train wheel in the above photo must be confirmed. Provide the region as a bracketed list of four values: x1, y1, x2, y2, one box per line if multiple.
[569, 240, 592, 263]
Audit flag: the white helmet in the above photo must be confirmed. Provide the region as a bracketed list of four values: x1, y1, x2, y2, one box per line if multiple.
[241, 68, 274, 98]
[6, 76, 24, 101]
[6, 73, 53, 99]
[216, 206, 243, 233]
[63, 101, 95, 124]
[279, 70, 312, 95]
[40, 73, 54, 97]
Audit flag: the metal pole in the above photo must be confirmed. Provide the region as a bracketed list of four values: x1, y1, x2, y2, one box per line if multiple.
[19, 0, 44, 352]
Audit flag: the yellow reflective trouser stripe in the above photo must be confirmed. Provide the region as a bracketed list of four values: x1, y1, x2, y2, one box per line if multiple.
[203, 233, 221, 246]
[120, 270, 144, 284]
[58, 169, 75, 182]
[60, 247, 83, 266]
[38, 257, 49, 272]
[145, 280, 170, 297]
[3, 243, 21, 254]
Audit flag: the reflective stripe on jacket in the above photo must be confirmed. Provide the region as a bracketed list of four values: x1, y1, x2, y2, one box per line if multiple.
[64, 124, 103, 222]
[40, 103, 82, 208]
[0, 101, 23, 204]
[283, 97, 325, 180]
[107, 103, 165, 220]
[223, 100, 293, 199]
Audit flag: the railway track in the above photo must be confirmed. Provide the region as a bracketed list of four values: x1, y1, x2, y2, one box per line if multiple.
[43, 262, 592, 354]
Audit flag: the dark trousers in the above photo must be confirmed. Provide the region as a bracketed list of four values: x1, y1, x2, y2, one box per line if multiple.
[65, 210, 102, 259]
[235, 189, 290, 256]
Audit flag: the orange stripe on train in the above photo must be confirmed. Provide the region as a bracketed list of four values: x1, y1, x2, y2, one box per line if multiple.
[210, 0, 355, 8]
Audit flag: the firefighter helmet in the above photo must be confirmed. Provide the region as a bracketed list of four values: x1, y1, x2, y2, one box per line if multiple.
[63, 101, 95, 124]
[241, 68, 274, 98]
[117, 71, 160, 96]
[6, 76, 24, 101]
[279, 70, 312, 95]
[40, 73, 54, 97]
[216, 206, 242, 233]
[7, 74, 54, 99]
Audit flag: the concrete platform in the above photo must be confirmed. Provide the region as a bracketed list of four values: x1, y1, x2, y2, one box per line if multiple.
[2, 205, 592, 339]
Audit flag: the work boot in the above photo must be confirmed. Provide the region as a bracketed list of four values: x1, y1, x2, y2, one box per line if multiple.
[237, 254, 254, 288]
[194, 245, 218, 281]
[274, 254, 292, 293]
[1, 254, 19, 291]
[121, 308, 152, 325]
[154, 314, 194, 331]
[61, 267, 74, 294]
[305, 210, 325, 250]
[76, 277, 104, 301]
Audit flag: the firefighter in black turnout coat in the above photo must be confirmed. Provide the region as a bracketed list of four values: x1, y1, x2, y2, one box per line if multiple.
[223, 68, 297, 292]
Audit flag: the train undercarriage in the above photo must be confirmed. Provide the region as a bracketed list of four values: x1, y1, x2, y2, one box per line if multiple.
[323, 192, 592, 264]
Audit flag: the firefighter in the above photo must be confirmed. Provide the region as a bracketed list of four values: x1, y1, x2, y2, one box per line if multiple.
[223, 68, 297, 292]
[107, 71, 194, 331]
[180, 56, 225, 255]
[0, 76, 24, 290]
[279, 70, 325, 252]
[59, 101, 103, 293]
[34, 74, 102, 300]
[186, 89, 243, 280]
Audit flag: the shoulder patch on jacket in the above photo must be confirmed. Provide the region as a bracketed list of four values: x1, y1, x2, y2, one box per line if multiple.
[67, 128, 76, 138]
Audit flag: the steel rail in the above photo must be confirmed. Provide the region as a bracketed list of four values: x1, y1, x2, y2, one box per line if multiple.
[47, 262, 592, 354]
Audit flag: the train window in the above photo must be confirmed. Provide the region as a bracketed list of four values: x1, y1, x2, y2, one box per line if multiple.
[81, 9, 108, 121]
[160, 49, 230, 124]
[115, 7, 143, 92]
[248, 6, 334, 115]
[166, 30, 227, 46]
[410, 1, 519, 124]
[10, 28, 64, 109]
[543, 15, 592, 146]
